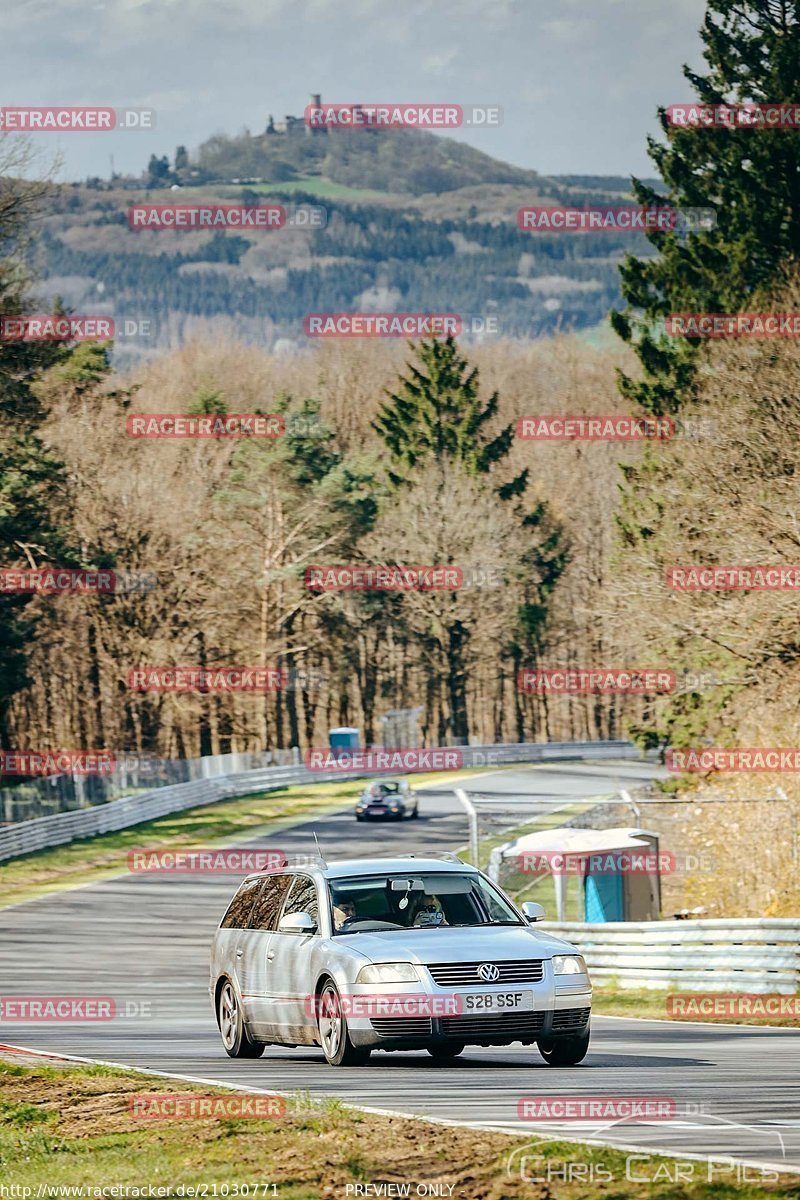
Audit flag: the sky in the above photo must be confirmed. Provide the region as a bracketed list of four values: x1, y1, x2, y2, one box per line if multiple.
[2, 0, 709, 183]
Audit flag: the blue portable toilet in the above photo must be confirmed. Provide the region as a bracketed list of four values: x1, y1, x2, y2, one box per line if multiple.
[492, 826, 662, 921]
[329, 727, 360, 753]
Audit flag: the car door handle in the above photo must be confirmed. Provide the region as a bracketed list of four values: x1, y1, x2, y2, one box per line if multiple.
[267, 950, 275, 961]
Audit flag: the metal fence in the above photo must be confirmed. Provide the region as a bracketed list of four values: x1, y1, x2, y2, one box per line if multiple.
[0, 749, 301, 822]
[0, 739, 641, 863]
[542, 917, 800, 994]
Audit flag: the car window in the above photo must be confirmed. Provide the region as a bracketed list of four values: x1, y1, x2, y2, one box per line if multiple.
[247, 874, 292, 930]
[280, 875, 319, 926]
[329, 872, 522, 933]
[219, 878, 260, 929]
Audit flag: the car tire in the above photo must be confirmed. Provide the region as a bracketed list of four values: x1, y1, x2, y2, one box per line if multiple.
[355, 814, 364, 822]
[538, 1028, 590, 1067]
[217, 979, 265, 1059]
[410, 805, 419, 819]
[427, 1042, 464, 1061]
[316, 980, 371, 1067]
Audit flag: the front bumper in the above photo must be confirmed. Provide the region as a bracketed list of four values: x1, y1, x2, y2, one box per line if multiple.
[344, 972, 592, 1049]
[355, 807, 404, 819]
[349, 1003, 591, 1048]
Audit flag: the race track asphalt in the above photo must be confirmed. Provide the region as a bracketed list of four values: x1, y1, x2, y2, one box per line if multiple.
[2, 760, 798, 1176]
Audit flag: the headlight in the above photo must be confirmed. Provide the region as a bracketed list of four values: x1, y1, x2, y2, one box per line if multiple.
[552, 954, 587, 976]
[356, 962, 419, 984]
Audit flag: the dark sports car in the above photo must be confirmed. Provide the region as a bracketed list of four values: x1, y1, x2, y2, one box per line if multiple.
[354, 780, 419, 821]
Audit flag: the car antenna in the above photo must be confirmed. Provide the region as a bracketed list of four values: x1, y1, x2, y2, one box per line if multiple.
[312, 830, 327, 868]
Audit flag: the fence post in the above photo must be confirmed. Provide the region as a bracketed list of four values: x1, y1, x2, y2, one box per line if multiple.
[455, 787, 480, 870]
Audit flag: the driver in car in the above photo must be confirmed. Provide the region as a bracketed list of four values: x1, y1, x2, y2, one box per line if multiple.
[333, 897, 357, 930]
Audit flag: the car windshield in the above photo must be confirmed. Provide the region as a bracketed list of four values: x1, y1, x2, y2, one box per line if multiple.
[329, 871, 523, 934]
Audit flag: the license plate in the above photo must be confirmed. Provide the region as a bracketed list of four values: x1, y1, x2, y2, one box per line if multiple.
[369, 807, 387, 814]
[462, 991, 533, 1014]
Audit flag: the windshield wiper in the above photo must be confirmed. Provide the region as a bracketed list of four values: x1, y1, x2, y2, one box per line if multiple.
[470, 920, 522, 927]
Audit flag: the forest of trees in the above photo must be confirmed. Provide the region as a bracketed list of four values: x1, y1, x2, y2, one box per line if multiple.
[37, 185, 631, 356]
[3, 0, 800, 780]
[0, 305, 655, 758]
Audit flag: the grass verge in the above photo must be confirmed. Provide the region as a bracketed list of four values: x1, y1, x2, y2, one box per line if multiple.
[0, 1055, 795, 1199]
[591, 985, 800, 1028]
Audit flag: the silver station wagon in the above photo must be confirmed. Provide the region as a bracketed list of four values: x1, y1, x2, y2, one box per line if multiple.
[209, 855, 591, 1066]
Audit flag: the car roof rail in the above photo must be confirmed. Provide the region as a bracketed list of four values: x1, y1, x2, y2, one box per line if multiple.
[395, 852, 465, 864]
[281, 853, 328, 870]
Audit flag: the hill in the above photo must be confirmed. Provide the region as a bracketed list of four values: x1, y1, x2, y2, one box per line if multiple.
[36, 120, 665, 363]
[188, 123, 551, 197]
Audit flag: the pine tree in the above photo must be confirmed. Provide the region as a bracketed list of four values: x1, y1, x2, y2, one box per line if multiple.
[374, 335, 567, 742]
[373, 335, 527, 497]
[611, 0, 800, 415]
[0, 163, 80, 740]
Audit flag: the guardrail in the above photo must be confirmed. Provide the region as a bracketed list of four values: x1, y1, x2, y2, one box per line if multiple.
[542, 918, 800, 994]
[0, 739, 641, 863]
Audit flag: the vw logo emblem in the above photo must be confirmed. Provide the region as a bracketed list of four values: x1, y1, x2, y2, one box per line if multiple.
[477, 962, 500, 982]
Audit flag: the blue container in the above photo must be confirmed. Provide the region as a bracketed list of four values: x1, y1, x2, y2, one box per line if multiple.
[329, 727, 360, 751]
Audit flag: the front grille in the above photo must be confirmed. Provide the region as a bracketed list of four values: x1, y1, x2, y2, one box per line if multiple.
[441, 1011, 545, 1038]
[370, 1017, 432, 1037]
[552, 1007, 591, 1030]
[427, 959, 545, 987]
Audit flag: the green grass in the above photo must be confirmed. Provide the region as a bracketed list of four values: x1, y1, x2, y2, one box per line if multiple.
[183, 177, 394, 201]
[591, 984, 800, 1027]
[1, 1057, 795, 1198]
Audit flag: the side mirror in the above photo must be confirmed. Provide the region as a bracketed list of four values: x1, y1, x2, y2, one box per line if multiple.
[521, 901, 546, 923]
[278, 911, 316, 934]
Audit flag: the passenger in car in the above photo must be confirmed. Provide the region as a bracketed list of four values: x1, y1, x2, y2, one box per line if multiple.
[412, 895, 447, 926]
